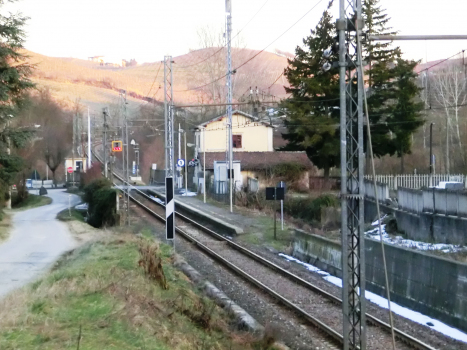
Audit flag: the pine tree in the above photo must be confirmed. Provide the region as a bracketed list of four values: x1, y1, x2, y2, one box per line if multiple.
[0, 3, 35, 207]
[280, 2, 340, 178]
[385, 59, 424, 172]
[363, 0, 423, 166]
[362, 0, 401, 86]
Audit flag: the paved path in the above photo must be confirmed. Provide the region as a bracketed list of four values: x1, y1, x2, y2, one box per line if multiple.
[0, 190, 81, 297]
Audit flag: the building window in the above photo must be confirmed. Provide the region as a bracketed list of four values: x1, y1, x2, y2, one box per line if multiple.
[232, 134, 242, 148]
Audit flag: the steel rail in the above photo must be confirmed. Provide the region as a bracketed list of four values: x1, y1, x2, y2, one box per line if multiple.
[128, 191, 344, 347]
[139, 190, 437, 350]
[92, 150, 438, 350]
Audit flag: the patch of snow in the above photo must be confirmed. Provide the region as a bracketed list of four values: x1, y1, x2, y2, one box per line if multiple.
[279, 253, 467, 343]
[179, 189, 197, 197]
[148, 195, 164, 205]
[371, 214, 387, 226]
[365, 224, 467, 252]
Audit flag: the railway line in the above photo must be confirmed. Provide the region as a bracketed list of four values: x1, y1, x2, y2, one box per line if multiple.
[92, 151, 444, 350]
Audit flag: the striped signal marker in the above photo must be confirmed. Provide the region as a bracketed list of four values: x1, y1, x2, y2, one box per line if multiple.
[165, 177, 174, 240]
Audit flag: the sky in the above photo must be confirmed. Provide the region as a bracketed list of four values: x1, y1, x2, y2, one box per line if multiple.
[3, 0, 467, 65]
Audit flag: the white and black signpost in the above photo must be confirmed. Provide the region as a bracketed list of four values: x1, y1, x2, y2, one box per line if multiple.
[278, 181, 286, 230]
[166, 177, 174, 241]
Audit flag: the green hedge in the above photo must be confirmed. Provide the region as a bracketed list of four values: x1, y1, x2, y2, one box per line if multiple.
[83, 178, 118, 228]
[283, 194, 338, 224]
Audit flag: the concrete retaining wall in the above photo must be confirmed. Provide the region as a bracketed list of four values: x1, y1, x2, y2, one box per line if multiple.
[365, 198, 467, 245]
[293, 229, 467, 332]
[398, 186, 467, 218]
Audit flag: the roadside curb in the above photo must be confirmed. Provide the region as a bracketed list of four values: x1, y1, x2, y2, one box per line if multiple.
[174, 255, 264, 334]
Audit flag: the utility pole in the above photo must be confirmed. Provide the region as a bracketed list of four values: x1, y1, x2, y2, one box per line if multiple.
[72, 113, 76, 186]
[123, 90, 130, 226]
[103, 108, 109, 178]
[184, 130, 188, 196]
[338, 1, 366, 349]
[430, 122, 435, 187]
[87, 107, 91, 169]
[226, 0, 233, 213]
[178, 123, 182, 189]
[164, 55, 175, 243]
[6, 119, 11, 209]
[164, 57, 174, 179]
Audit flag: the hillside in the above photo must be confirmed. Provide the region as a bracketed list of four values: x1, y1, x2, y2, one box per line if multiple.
[25, 48, 290, 114]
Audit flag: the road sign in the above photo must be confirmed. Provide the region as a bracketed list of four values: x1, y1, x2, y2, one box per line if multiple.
[177, 159, 185, 167]
[112, 140, 123, 152]
[67, 167, 73, 174]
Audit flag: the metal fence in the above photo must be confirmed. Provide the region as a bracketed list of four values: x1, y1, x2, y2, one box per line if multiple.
[365, 174, 465, 190]
[398, 186, 467, 217]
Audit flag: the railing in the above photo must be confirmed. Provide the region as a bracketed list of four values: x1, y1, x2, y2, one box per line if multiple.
[398, 186, 467, 217]
[365, 174, 465, 190]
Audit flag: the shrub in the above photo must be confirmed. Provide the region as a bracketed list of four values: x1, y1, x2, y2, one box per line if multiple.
[83, 178, 118, 227]
[283, 194, 338, 224]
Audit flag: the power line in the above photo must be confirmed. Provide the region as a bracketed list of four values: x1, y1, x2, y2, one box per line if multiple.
[175, 0, 324, 92]
[268, 72, 284, 89]
[175, 0, 271, 70]
[176, 47, 225, 69]
[416, 50, 465, 75]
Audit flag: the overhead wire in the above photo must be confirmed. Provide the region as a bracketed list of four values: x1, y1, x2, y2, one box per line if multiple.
[267, 72, 284, 89]
[175, 0, 324, 92]
[175, 0, 271, 70]
[416, 49, 465, 75]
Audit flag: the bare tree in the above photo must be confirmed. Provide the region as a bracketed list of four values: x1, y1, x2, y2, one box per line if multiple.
[34, 90, 73, 186]
[432, 63, 467, 172]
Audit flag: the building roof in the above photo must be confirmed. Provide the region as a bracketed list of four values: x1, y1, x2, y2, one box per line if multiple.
[199, 151, 313, 171]
[194, 110, 273, 130]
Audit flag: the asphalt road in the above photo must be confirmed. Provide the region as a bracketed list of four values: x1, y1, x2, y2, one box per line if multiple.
[0, 190, 81, 297]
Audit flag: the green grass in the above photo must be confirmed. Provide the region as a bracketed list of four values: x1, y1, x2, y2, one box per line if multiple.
[12, 194, 52, 210]
[238, 216, 294, 252]
[0, 233, 276, 350]
[56, 208, 85, 222]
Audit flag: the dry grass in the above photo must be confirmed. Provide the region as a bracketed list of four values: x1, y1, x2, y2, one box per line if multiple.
[24, 48, 289, 109]
[0, 232, 279, 350]
[0, 211, 12, 242]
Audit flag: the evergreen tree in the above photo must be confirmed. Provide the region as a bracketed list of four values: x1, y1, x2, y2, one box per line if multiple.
[385, 59, 424, 172]
[280, 2, 340, 178]
[0, 3, 35, 207]
[362, 0, 401, 86]
[363, 0, 423, 166]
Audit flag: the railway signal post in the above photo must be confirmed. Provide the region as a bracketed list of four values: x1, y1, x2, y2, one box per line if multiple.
[164, 55, 175, 246]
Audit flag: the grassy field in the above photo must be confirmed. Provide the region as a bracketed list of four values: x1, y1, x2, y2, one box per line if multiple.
[12, 194, 52, 210]
[0, 231, 277, 350]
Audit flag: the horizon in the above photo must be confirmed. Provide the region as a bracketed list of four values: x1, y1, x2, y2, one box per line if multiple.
[4, 0, 467, 66]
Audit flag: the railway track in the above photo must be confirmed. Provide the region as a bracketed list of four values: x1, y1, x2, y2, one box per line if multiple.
[92, 151, 438, 350]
